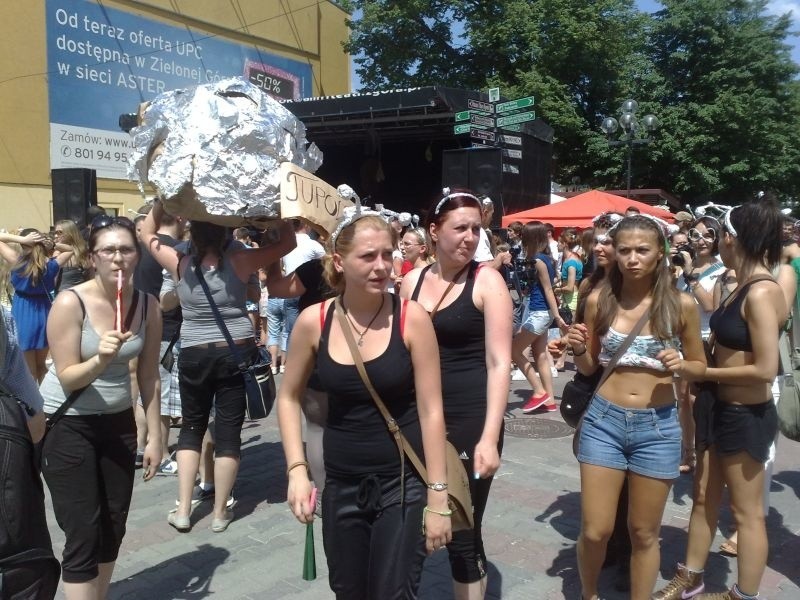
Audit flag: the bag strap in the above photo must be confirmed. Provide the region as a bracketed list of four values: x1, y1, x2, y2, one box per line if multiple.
[160, 326, 180, 363]
[430, 263, 471, 319]
[595, 308, 651, 391]
[333, 297, 429, 484]
[193, 261, 248, 373]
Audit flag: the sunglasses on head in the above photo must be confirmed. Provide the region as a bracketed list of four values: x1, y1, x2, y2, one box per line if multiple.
[91, 215, 135, 232]
[688, 228, 716, 242]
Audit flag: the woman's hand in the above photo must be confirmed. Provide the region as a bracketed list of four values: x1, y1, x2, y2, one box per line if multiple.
[657, 348, 684, 376]
[424, 509, 453, 554]
[548, 336, 568, 359]
[566, 323, 589, 351]
[21, 231, 44, 245]
[287, 471, 314, 524]
[141, 440, 162, 481]
[97, 331, 132, 364]
[473, 438, 500, 479]
[555, 316, 568, 331]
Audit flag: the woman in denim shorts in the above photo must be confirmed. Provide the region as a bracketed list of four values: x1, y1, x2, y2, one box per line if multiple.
[654, 201, 788, 600]
[566, 215, 706, 600]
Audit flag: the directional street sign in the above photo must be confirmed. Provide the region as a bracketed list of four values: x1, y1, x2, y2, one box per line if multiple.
[497, 111, 536, 128]
[470, 114, 495, 128]
[496, 96, 534, 113]
[488, 87, 500, 103]
[454, 124, 470, 135]
[503, 124, 523, 132]
[470, 128, 495, 142]
[500, 134, 522, 146]
[455, 110, 471, 122]
[503, 148, 523, 160]
[502, 163, 520, 174]
[468, 99, 494, 114]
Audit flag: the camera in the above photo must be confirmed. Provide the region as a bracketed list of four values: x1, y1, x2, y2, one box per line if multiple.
[118, 113, 138, 133]
[670, 243, 695, 268]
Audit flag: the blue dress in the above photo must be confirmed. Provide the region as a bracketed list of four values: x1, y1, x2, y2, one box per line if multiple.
[10, 259, 59, 351]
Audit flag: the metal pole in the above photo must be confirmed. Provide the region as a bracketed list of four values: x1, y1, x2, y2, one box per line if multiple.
[626, 138, 632, 198]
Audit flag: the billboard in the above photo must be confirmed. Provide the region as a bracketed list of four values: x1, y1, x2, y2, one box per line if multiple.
[45, 0, 313, 179]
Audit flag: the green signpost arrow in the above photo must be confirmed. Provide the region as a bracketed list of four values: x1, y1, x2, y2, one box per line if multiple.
[454, 124, 471, 135]
[455, 110, 471, 122]
[496, 96, 534, 113]
[497, 111, 536, 128]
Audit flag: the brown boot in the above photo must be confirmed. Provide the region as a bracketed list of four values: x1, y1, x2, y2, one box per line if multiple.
[652, 563, 705, 599]
[695, 586, 748, 600]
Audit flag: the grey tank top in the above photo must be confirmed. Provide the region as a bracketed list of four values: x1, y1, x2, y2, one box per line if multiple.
[40, 291, 147, 415]
[177, 251, 252, 347]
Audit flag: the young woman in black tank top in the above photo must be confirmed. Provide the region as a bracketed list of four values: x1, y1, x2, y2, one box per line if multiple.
[400, 189, 512, 599]
[278, 213, 451, 600]
[655, 202, 788, 600]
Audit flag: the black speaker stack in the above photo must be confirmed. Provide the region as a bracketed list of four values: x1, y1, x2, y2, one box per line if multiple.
[441, 148, 504, 227]
[51, 168, 98, 227]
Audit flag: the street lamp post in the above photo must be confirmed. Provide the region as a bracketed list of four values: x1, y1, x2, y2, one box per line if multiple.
[600, 99, 659, 198]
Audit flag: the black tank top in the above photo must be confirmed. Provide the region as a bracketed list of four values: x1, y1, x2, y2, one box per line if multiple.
[411, 262, 487, 418]
[316, 294, 422, 478]
[709, 277, 778, 352]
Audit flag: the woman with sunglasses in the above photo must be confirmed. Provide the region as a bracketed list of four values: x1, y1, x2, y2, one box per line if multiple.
[400, 189, 512, 599]
[141, 201, 296, 532]
[279, 211, 450, 599]
[39, 216, 162, 599]
[654, 202, 786, 600]
[567, 215, 706, 600]
[53, 219, 91, 293]
[678, 217, 725, 474]
[0, 228, 74, 382]
[401, 228, 433, 271]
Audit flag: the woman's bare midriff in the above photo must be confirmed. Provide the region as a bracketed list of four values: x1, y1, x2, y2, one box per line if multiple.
[712, 343, 773, 405]
[597, 367, 677, 409]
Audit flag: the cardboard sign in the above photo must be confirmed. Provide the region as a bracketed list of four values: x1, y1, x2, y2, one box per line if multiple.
[280, 162, 354, 235]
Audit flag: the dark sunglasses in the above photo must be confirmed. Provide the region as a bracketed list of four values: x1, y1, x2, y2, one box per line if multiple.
[91, 215, 135, 232]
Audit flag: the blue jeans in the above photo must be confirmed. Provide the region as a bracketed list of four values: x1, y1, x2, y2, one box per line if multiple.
[266, 298, 286, 350]
[283, 297, 301, 351]
[577, 394, 681, 479]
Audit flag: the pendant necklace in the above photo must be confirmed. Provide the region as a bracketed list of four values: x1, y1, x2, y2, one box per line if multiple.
[343, 295, 385, 346]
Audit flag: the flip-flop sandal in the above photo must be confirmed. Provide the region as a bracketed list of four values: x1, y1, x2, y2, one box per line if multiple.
[719, 539, 738, 556]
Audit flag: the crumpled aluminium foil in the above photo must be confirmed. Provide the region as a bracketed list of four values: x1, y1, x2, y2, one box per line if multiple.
[128, 77, 322, 223]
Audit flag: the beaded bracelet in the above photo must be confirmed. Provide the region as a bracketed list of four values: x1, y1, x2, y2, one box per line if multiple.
[421, 505, 454, 535]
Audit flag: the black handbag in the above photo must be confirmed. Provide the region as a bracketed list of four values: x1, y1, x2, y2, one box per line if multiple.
[560, 310, 650, 429]
[194, 262, 276, 420]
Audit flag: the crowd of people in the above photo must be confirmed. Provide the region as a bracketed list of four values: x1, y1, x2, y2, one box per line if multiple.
[0, 189, 795, 600]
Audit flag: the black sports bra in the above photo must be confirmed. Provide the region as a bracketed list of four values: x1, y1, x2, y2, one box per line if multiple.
[708, 276, 777, 352]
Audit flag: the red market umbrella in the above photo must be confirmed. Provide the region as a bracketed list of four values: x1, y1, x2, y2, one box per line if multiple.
[501, 190, 674, 228]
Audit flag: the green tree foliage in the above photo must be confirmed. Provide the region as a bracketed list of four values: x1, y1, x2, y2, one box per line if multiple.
[342, 0, 800, 203]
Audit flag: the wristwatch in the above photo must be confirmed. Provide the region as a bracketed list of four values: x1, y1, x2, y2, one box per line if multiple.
[427, 482, 448, 492]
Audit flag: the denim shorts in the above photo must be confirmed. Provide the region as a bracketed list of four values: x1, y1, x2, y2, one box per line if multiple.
[520, 309, 551, 336]
[577, 394, 681, 480]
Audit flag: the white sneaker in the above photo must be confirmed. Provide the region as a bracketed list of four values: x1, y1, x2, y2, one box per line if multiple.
[271, 366, 279, 375]
[511, 368, 526, 381]
[550, 367, 559, 379]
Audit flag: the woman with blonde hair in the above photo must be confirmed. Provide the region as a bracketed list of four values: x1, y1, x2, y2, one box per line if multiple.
[279, 210, 451, 599]
[0, 228, 73, 381]
[54, 219, 91, 292]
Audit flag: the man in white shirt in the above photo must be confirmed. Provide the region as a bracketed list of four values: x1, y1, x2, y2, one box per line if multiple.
[474, 196, 511, 270]
[280, 220, 325, 354]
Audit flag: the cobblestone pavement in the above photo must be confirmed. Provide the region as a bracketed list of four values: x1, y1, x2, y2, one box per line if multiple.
[45, 365, 800, 599]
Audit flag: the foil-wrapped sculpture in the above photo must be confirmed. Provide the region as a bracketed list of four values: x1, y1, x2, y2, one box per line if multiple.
[127, 77, 323, 227]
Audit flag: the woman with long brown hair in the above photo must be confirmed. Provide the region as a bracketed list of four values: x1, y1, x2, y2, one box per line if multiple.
[0, 228, 73, 381]
[567, 215, 706, 599]
[53, 219, 91, 292]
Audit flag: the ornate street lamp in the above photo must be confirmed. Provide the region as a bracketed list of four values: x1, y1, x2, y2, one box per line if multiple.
[600, 99, 659, 198]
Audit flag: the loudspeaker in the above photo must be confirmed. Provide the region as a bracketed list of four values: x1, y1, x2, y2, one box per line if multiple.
[51, 168, 97, 227]
[442, 148, 504, 227]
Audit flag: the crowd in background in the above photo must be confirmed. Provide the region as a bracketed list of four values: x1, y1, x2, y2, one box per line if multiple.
[0, 190, 796, 600]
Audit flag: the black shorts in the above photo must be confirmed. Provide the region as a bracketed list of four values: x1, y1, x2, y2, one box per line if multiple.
[713, 400, 777, 463]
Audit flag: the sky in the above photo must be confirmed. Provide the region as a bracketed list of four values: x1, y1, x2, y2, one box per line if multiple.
[349, 0, 800, 92]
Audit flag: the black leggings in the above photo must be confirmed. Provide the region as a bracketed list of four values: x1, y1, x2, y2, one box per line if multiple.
[42, 409, 136, 583]
[445, 415, 504, 583]
[322, 472, 426, 600]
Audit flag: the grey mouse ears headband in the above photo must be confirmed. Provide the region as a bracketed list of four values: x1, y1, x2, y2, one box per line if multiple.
[330, 184, 384, 250]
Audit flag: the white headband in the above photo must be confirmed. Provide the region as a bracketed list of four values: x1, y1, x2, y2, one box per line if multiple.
[434, 187, 481, 215]
[723, 208, 738, 237]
